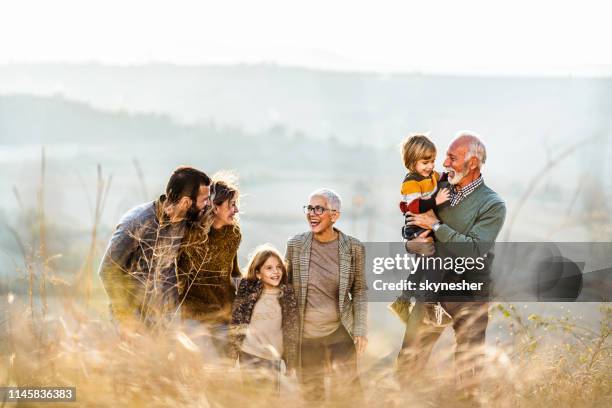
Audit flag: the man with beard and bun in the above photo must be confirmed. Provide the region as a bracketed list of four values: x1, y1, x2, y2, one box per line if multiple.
[99, 166, 211, 333]
[399, 131, 506, 400]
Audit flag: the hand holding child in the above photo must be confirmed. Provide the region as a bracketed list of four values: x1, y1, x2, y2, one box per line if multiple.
[435, 188, 450, 205]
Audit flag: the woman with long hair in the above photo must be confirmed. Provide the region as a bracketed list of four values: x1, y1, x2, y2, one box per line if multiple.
[177, 172, 241, 356]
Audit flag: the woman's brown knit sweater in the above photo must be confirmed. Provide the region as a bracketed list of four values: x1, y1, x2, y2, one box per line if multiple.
[178, 224, 242, 323]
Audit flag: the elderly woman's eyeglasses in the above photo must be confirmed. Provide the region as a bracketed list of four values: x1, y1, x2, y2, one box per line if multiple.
[303, 205, 337, 215]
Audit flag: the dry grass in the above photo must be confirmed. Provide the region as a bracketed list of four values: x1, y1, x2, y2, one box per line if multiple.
[2, 297, 610, 407]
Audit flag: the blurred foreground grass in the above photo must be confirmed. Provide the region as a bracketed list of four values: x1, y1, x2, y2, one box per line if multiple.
[2, 291, 610, 407]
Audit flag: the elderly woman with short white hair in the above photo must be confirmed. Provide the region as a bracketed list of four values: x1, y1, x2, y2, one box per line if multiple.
[284, 188, 367, 403]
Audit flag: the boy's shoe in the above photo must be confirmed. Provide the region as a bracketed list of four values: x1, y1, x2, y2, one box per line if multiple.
[402, 224, 426, 240]
[389, 297, 413, 324]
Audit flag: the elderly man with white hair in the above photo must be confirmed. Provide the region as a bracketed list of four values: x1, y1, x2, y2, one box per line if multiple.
[398, 131, 506, 396]
[285, 188, 367, 403]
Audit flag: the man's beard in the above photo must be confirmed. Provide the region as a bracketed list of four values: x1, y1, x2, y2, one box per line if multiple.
[186, 202, 204, 223]
[445, 162, 469, 185]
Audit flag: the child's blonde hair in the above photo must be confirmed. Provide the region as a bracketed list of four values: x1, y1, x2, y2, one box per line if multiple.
[400, 133, 437, 172]
[245, 243, 288, 283]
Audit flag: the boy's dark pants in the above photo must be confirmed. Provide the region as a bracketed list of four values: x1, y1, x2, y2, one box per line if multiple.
[397, 302, 489, 392]
[299, 325, 362, 402]
[402, 223, 427, 240]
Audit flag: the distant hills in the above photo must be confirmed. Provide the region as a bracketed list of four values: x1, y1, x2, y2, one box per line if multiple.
[1, 63, 610, 149]
[0, 93, 388, 179]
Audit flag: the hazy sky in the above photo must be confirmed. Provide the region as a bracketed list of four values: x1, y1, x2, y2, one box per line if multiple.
[1, 0, 611, 75]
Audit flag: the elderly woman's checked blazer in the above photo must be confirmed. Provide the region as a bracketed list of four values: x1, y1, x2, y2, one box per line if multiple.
[285, 229, 368, 343]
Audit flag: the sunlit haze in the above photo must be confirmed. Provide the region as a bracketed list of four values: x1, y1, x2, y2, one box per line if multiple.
[1, 0, 611, 75]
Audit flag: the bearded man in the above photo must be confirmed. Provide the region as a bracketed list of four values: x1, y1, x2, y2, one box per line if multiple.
[99, 166, 211, 331]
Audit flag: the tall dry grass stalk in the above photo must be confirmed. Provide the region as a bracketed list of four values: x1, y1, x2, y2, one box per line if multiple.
[78, 164, 112, 307]
[37, 146, 47, 317]
[6, 149, 51, 322]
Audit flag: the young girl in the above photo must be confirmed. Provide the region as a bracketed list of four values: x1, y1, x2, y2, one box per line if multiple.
[229, 244, 298, 396]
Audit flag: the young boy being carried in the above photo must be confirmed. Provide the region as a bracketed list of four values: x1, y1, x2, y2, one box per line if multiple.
[399, 133, 450, 240]
[391, 134, 452, 325]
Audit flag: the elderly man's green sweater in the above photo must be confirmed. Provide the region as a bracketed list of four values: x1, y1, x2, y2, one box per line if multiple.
[435, 182, 506, 252]
[433, 182, 506, 294]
